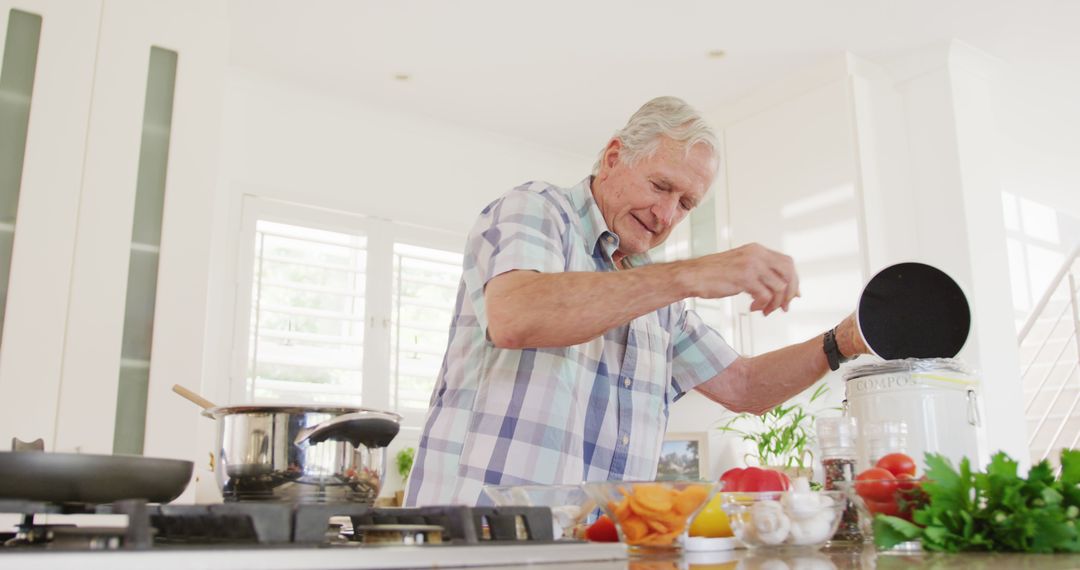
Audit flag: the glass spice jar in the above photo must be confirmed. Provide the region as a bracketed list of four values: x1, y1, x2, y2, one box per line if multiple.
[866, 420, 909, 467]
[816, 416, 861, 543]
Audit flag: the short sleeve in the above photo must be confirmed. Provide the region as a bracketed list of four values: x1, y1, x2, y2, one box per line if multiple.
[461, 186, 568, 335]
[668, 304, 739, 401]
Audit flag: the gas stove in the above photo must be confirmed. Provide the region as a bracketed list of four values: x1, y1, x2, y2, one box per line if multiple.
[0, 499, 627, 569]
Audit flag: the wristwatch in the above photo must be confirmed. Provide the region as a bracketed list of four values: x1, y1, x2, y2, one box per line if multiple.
[823, 328, 852, 371]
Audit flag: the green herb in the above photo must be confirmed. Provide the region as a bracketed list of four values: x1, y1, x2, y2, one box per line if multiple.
[717, 382, 832, 471]
[395, 447, 415, 483]
[874, 449, 1080, 553]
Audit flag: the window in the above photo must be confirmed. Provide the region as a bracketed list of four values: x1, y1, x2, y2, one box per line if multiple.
[247, 221, 367, 404]
[235, 197, 464, 425]
[1002, 191, 1080, 330]
[391, 244, 463, 410]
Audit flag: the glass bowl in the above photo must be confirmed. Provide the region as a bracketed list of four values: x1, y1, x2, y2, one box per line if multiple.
[482, 484, 597, 540]
[582, 480, 721, 554]
[721, 490, 846, 552]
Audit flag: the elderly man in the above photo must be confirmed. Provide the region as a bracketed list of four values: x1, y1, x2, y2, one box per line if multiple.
[405, 96, 868, 506]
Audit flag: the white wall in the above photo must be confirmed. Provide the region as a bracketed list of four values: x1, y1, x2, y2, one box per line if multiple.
[193, 71, 589, 500]
[994, 65, 1080, 223]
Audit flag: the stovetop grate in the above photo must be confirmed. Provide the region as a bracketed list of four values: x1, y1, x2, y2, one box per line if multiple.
[1, 500, 556, 549]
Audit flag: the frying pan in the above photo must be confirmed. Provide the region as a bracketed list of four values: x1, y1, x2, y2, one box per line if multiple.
[856, 262, 971, 360]
[0, 451, 193, 504]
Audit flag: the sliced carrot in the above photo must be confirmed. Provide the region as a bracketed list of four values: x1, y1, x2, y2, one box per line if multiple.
[632, 484, 676, 513]
[645, 517, 670, 534]
[673, 484, 709, 515]
[657, 511, 686, 531]
[621, 516, 649, 543]
[638, 529, 682, 546]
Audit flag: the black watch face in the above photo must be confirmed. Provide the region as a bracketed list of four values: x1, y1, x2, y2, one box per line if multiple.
[857, 262, 970, 360]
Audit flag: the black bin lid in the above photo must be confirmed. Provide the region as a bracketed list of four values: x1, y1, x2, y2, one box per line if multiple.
[856, 262, 971, 360]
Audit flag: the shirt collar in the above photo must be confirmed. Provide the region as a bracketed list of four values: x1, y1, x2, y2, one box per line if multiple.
[568, 176, 653, 268]
[569, 176, 620, 260]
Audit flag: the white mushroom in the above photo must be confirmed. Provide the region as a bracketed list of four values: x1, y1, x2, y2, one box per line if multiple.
[750, 500, 791, 545]
[780, 477, 826, 520]
[786, 508, 836, 545]
[780, 477, 837, 545]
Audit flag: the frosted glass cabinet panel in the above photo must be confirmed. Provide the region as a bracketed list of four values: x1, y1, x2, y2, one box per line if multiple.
[0, 9, 41, 343]
[113, 46, 177, 455]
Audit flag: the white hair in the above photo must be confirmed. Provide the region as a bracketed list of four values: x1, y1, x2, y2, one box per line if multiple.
[592, 96, 719, 175]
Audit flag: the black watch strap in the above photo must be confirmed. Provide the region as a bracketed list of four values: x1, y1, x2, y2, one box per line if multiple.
[823, 328, 850, 371]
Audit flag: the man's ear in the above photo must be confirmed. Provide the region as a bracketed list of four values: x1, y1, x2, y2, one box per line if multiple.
[600, 139, 622, 178]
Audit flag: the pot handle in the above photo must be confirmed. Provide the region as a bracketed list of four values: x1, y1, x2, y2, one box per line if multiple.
[294, 411, 401, 449]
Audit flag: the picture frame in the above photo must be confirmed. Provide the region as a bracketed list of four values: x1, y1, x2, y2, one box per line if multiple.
[657, 431, 710, 481]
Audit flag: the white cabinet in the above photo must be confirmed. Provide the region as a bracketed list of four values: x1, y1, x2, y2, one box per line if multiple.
[716, 69, 870, 358]
[0, 1, 225, 464]
[0, 0, 103, 449]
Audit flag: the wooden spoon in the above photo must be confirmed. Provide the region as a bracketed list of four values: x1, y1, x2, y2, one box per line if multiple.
[172, 384, 219, 417]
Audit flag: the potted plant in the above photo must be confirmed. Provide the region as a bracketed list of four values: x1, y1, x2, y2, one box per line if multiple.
[394, 447, 415, 506]
[716, 382, 833, 480]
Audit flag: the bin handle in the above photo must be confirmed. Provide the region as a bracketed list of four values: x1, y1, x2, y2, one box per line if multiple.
[967, 389, 981, 427]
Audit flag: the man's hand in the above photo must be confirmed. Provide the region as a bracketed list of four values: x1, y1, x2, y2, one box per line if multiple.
[680, 243, 799, 316]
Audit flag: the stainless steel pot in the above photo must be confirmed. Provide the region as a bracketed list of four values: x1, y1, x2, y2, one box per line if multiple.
[204, 404, 402, 504]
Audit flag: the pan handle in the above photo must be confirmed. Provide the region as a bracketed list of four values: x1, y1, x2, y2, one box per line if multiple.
[11, 438, 44, 452]
[293, 411, 401, 449]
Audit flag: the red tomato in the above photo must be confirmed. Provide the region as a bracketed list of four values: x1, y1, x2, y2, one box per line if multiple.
[855, 467, 898, 502]
[718, 467, 791, 492]
[876, 453, 917, 477]
[896, 473, 917, 491]
[865, 498, 901, 517]
[584, 515, 619, 542]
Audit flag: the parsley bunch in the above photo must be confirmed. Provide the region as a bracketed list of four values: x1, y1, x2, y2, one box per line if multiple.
[874, 449, 1080, 552]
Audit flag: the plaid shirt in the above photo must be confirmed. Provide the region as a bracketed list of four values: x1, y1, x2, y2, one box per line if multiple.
[405, 177, 738, 506]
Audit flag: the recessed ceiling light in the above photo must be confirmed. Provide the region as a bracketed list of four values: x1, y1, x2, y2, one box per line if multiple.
[707, 50, 726, 59]
[393, 73, 411, 82]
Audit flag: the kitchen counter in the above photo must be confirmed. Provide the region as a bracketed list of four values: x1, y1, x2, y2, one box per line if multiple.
[556, 545, 1080, 570]
[5, 542, 1080, 569]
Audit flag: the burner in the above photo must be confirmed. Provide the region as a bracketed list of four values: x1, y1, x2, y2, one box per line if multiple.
[354, 524, 444, 545]
[0, 499, 152, 550]
[0, 500, 557, 550]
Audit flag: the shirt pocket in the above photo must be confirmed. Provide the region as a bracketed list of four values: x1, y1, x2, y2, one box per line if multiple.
[624, 317, 672, 434]
[626, 318, 672, 393]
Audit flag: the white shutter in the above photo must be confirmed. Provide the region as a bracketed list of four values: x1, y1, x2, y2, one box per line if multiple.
[390, 243, 463, 410]
[247, 220, 367, 404]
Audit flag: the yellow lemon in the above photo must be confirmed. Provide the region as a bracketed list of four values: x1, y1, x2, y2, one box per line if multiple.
[688, 494, 732, 538]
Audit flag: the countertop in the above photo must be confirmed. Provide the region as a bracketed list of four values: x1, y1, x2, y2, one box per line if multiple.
[4, 542, 1080, 569]
[566, 544, 1080, 570]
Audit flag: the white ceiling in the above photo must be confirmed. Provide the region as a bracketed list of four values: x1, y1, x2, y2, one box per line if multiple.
[227, 0, 1080, 159]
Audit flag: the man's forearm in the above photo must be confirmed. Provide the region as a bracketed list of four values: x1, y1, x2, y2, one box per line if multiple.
[696, 316, 863, 414]
[485, 263, 693, 348]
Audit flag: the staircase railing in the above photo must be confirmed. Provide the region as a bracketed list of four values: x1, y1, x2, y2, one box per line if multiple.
[1021, 244, 1080, 464]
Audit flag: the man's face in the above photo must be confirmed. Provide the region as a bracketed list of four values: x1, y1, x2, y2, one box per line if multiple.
[593, 136, 717, 257]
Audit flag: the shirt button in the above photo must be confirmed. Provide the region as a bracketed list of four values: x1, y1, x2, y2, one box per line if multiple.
[624, 378, 631, 388]
[605, 235, 615, 244]
[622, 435, 630, 446]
